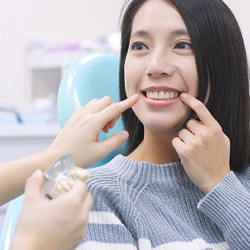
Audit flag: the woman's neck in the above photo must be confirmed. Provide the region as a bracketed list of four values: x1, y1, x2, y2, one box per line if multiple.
[128, 130, 180, 164]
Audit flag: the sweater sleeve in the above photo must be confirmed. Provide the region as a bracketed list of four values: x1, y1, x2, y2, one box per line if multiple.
[197, 171, 250, 250]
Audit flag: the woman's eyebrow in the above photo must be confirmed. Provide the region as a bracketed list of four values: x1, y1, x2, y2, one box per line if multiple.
[169, 28, 190, 39]
[130, 29, 150, 39]
[130, 28, 190, 39]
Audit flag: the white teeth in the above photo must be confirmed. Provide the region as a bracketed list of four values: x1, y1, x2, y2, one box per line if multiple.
[146, 91, 178, 100]
[153, 92, 158, 99]
[159, 91, 165, 99]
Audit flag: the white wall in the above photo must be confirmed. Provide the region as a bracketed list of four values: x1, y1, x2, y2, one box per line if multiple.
[0, 0, 249, 106]
[0, 0, 124, 106]
[223, 0, 250, 58]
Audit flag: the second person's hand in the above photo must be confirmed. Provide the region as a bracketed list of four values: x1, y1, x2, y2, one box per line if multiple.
[11, 170, 93, 250]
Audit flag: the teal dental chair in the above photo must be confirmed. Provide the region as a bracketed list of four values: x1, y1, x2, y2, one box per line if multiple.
[0, 53, 124, 249]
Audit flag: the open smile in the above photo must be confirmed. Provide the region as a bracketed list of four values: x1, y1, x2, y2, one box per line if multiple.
[143, 91, 180, 100]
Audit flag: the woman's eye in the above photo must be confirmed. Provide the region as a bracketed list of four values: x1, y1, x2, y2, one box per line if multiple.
[131, 41, 148, 51]
[175, 41, 192, 50]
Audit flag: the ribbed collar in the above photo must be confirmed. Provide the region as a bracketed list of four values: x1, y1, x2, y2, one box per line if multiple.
[101, 154, 190, 185]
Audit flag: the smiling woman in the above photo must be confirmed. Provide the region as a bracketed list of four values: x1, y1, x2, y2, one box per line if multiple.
[75, 0, 250, 249]
[124, 0, 198, 142]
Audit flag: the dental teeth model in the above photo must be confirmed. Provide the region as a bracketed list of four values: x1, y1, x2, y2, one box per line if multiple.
[42, 154, 90, 199]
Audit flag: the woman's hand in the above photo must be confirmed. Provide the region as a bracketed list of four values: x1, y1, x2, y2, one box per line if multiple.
[172, 93, 230, 194]
[11, 170, 93, 250]
[48, 94, 139, 168]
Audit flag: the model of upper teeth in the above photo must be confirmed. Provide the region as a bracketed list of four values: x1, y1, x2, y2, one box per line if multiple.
[45, 166, 90, 199]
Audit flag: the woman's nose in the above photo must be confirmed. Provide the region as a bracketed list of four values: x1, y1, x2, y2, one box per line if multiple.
[146, 51, 174, 77]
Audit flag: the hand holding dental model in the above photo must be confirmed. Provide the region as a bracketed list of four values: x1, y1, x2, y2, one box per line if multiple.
[11, 170, 92, 250]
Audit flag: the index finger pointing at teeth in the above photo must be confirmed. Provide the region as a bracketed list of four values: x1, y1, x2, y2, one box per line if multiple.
[180, 93, 218, 127]
[99, 94, 139, 124]
[116, 94, 139, 112]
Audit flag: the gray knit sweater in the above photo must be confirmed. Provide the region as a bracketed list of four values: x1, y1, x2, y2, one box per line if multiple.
[76, 155, 250, 250]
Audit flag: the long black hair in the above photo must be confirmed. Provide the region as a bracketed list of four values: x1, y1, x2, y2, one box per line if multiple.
[119, 0, 250, 172]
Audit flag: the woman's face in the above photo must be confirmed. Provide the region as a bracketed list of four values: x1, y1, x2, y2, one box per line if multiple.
[124, 0, 198, 135]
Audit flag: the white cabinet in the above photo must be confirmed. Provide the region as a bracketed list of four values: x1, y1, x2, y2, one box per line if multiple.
[0, 124, 60, 163]
[27, 51, 88, 102]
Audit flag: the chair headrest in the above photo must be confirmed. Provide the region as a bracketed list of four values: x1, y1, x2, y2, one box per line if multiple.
[57, 53, 125, 168]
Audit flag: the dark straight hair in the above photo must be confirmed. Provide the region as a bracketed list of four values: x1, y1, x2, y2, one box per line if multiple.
[119, 0, 250, 172]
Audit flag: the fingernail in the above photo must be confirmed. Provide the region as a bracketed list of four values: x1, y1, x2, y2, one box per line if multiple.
[121, 131, 129, 141]
[180, 93, 187, 98]
[131, 94, 139, 99]
[33, 169, 43, 177]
